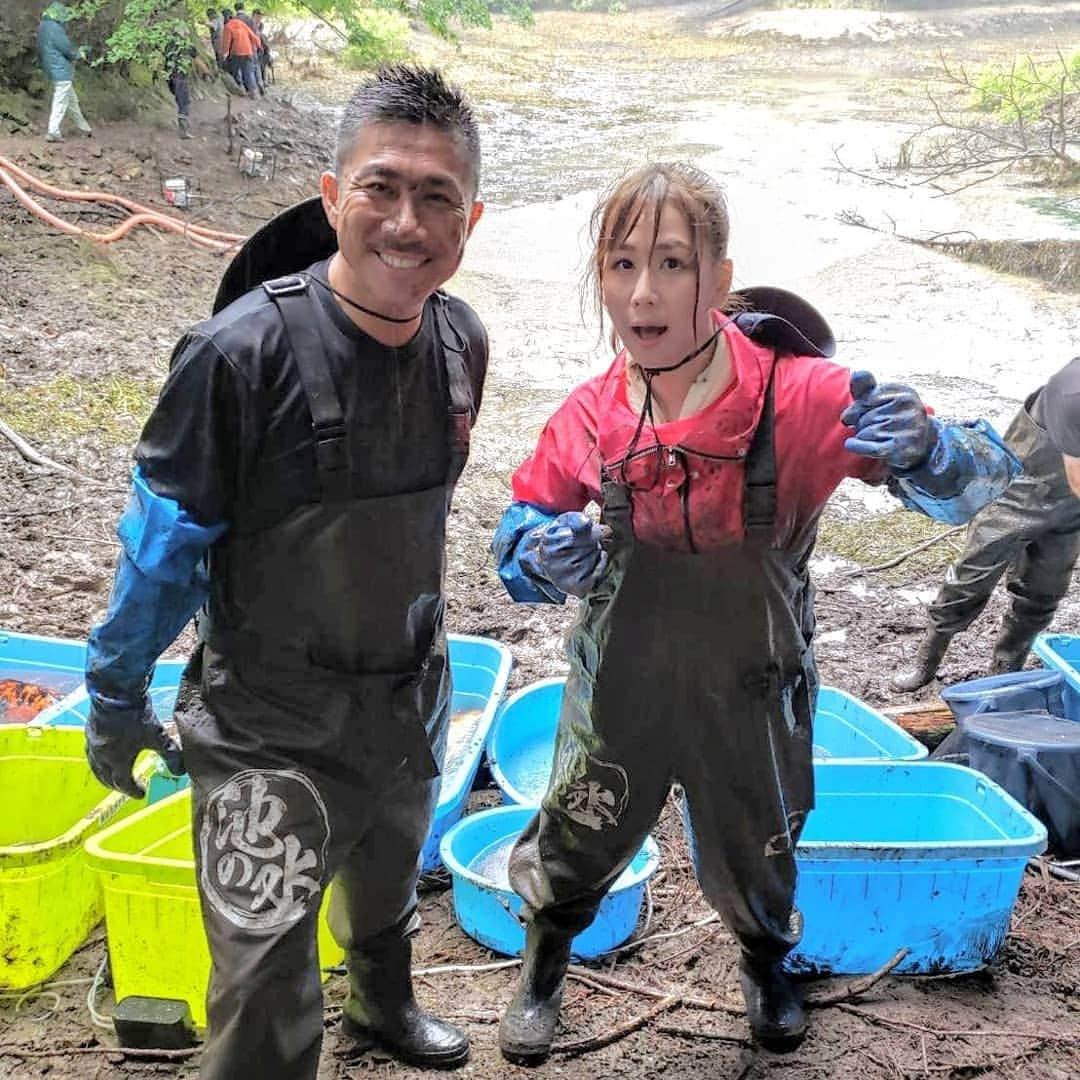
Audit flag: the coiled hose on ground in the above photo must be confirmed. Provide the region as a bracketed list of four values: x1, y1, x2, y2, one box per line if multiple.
[0, 153, 247, 253]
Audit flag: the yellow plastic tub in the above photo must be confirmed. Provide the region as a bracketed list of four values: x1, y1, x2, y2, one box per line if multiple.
[0, 726, 139, 989]
[85, 788, 344, 1029]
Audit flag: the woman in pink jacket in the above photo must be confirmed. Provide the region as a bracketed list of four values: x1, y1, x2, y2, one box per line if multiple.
[491, 161, 1018, 1062]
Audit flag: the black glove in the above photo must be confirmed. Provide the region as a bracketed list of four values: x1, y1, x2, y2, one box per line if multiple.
[86, 697, 185, 799]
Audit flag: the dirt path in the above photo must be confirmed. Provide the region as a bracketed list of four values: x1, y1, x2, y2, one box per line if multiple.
[1, 4, 1079, 1077]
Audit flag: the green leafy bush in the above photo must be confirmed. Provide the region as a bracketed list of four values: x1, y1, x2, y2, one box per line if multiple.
[342, 8, 409, 69]
[972, 53, 1080, 123]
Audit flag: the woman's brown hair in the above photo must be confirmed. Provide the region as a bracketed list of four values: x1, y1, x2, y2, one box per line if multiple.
[584, 162, 734, 347]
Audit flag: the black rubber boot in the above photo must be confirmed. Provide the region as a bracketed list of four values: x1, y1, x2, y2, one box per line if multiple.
[499, 924, 573, 1066]
[738, 954, 807, 1053]
[990, 621, 1037, 675]
[341, 924, 469, 1069]
[891, 629, 952, 693]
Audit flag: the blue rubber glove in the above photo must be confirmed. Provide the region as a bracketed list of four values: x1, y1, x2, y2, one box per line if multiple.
[86, 697, 184, 799]
[521, 512, 608, 599]
[492, 502, 566, 604]
[841, 371, 938, 473]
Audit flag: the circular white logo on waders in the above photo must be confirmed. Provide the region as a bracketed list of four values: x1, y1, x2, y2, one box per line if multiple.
[199, 769, 330, 932]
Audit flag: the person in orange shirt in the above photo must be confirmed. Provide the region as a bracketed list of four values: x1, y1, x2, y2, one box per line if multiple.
[221, 9, 261, 97]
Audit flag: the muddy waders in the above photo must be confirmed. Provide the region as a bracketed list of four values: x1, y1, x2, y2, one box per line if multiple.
[893, 390, 1080, 692]
[175, 278, 476, 1077]
[501, 371, 813, 1061]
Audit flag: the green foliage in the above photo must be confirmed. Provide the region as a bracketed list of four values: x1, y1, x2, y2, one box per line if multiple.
[342, 7, 408, 69]
[972, 53, 1080, 124]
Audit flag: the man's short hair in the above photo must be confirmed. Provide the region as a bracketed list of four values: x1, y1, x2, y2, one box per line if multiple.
[335, 65, 480, 199]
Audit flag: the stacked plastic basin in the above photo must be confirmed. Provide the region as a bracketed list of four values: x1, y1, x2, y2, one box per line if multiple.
[81, 635, 511, 1028]
[0, 726, 149, 989]
[446, 677, 1044, 973]
[1033, 633, 1080, 720]
[940, 656, 1080, 858]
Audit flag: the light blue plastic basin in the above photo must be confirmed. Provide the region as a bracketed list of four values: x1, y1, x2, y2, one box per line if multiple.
[488, 678, 927, 806]
[440, 804, 660, 959]
[0, 629, 89, 724]
[789, 761, 1047, 975]
[1032, 634, 1080, 722]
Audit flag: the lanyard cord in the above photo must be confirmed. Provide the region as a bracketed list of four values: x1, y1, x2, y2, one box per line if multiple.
[622, 319, 731, 465]
[308, 273, 423, 325]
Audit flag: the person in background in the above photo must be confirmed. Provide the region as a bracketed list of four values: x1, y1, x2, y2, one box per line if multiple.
[1043, 356, 1080, 497]
[206, 6, 224, 63]
[37, 2, 92, 143]
[893, 375, 1080, 691]
[163, 29, 209, 141]
[82, 65, 487, 1078]
[221, 8, 262, 98]
[233, 1, 266, 91]
[491, 161, 1020, 1062]
[252, 8, 271, 85]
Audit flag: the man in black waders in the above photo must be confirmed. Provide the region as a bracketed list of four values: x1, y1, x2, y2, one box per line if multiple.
[82, 65, 487, 1077]
[894, 366, 1080, 691]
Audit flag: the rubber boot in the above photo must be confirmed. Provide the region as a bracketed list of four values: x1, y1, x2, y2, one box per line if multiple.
[738, 954, 807, 1053]
[891, 629, 952, 692]
[990, 620, 1037, 675]
[499, 923, 573, 1066]
[341, 924, 469, 1069]
[178, 116, 193, 140]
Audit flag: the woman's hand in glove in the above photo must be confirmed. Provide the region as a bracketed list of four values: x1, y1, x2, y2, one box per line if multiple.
[522, 512, 608, 598]
[841, 370, 939, 473]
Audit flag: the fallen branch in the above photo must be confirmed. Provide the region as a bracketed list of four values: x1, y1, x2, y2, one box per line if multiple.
[552, 993, 681, 1056]
[844, 527, 964, 576]
[0, 1043, 199, 1060]
[655, 1023, 751, 1045]
[805, 948, 908, 1007]
[838, 1003, 1080, 1043]
[566, 967, 743, 1016]
[0, 419, 93, 481]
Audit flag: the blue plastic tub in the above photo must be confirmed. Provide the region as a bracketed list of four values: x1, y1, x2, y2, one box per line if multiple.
[1033, 634, 1080, 722]
[940, 670, 1066, 724]
[788, 762, 1047, 976]
[440, 805, 659, 959]
[422, 635, 513, 871]
[35, 637, 513, 846]
[488, 679, 927, 806]
[812, 687, 928, 761]
[39, 659, 188, 728]
[0, 629, 88, 724]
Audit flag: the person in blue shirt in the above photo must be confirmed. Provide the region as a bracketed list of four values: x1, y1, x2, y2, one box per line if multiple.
[37, 3, 92, 142]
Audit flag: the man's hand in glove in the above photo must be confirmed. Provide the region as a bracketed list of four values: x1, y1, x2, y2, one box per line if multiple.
[523, 512, 608, 598]
[841, 370, 939, 473]
[86, 697, 185, 799]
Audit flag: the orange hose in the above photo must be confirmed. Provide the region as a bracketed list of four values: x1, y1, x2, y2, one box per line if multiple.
[0, 167, 236, 251]
[0, 153, 247, 250]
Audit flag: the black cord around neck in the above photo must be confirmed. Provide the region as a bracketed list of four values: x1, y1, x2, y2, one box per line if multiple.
[309, 274, 423, 325]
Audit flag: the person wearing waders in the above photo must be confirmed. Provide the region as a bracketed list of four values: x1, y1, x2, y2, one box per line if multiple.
[893, 369, 1080, 692]
[1044, 356, 1080, 498]
[82, 65, 487, 1077]
[490, 162, 1022, 1062]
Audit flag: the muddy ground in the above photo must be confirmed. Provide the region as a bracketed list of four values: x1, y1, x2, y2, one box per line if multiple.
[2, 3, 1079, 1077]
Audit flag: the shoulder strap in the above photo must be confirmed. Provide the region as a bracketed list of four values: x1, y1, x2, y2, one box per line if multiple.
[433, 292, 477, 483]
[743, 358, 778, 539]
[263, 274, 350, 502]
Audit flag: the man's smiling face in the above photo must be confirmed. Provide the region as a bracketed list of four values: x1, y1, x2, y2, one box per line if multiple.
[321, 121, 483, 320]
